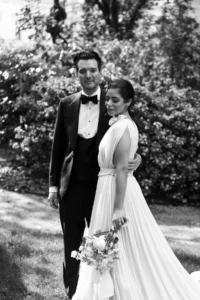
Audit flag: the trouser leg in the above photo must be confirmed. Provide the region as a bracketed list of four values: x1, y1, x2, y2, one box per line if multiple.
[59, 179, 97, 298]
[62, 221, 85, 298]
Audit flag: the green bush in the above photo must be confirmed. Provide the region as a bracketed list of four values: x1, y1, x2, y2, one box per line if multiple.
[1, 41, 200, 205]
[0, 43, 79, 178]
[10, 79, 79, 177]
[133, 87, 200, 205]
[0, 44, 47, 144]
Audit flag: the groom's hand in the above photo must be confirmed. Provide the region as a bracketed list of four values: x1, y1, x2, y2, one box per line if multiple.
[48, 192, 59, 209]
[128, 153, 142, 172]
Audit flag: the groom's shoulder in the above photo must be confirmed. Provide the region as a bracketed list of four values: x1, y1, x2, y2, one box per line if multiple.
[61, 91, 81, 106]
[100, 87, 106, 98]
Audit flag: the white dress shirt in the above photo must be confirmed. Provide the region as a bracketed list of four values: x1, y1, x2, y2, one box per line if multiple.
[49, 87, 101, 193]
[78, 87, 100, 138]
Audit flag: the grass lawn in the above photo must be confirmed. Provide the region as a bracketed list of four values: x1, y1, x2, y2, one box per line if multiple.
[0, 190, 200, 300]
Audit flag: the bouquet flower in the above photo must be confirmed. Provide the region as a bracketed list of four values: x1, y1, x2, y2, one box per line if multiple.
[71, 218, 128, 274]
[71, 219, 128, 299]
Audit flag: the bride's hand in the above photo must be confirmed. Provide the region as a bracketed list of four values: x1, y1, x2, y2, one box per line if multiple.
[112, 208, 128, 231]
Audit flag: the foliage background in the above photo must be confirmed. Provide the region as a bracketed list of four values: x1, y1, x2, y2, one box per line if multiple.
[0, 0, 200, 205]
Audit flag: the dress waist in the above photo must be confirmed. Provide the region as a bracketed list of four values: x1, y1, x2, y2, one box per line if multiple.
[98, 168, 133, 177]
[98, 168, 116, 177]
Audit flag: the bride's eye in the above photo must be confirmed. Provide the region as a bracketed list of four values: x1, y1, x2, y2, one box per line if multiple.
[112, 98, 119, 103]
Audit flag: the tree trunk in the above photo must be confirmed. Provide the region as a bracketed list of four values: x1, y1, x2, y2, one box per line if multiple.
[125, 0, 149, 38]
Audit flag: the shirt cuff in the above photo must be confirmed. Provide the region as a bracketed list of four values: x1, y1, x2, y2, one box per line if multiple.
[49, 186, 58, 193]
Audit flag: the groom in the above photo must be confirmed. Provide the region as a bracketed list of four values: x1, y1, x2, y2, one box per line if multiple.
[48, 50, 141, 299]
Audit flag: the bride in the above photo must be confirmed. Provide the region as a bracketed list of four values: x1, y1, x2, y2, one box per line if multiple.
[72, 79, 200, 300]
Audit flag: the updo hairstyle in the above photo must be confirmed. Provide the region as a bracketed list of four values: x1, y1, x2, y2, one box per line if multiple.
[107, 78, 135, 114]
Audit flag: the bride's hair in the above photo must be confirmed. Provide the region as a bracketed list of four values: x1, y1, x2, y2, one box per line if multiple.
[107, 78, 135, 114]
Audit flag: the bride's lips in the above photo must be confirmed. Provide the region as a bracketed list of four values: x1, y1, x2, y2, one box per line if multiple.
[107, 109, 115, 115]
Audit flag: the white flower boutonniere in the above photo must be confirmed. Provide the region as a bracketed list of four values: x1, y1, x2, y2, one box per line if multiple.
[108, 115, 127, 126]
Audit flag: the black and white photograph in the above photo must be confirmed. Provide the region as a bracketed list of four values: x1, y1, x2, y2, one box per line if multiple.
[0, 1, 200, 299]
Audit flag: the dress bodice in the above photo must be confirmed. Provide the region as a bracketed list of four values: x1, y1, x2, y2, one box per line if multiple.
[98, 115, 139, 170]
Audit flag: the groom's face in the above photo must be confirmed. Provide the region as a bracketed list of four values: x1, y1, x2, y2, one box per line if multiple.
[77, 59, 101, 95]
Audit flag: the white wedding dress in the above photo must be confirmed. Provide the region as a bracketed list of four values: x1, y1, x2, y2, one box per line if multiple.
[72, 115, 200, 300]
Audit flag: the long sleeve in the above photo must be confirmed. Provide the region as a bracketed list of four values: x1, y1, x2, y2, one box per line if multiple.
[49, 100, 67, 188]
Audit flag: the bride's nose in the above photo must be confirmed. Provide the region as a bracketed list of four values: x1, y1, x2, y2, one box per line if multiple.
[106, 99, 113, 108]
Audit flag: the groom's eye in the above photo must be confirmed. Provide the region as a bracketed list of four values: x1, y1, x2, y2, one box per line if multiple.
[79, 69, 86, 74]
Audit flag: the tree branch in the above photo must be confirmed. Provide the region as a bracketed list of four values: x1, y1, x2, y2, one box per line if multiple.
[110, 0, 119, 34]
[95, 0, 111, 26]
[125, 0, 149, 37]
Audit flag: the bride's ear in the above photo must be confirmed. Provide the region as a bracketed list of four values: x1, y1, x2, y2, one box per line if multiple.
[127, 99, 132, 107]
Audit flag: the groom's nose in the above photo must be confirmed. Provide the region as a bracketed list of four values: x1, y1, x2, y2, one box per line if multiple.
[85, 70, 92, 78]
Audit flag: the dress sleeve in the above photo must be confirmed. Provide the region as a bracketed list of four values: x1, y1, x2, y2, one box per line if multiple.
[110, 119, 139, 164]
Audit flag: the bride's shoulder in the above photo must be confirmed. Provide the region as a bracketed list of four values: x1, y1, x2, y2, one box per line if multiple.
[109, 115, 137, 130]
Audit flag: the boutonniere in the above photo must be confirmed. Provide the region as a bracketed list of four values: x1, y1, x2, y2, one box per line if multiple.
[108, 115, 127, 126]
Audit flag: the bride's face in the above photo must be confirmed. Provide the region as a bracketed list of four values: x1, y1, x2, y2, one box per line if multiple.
[105, 88, 129, 117]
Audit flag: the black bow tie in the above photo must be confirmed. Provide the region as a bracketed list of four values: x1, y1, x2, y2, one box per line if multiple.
[81, 94, 98, 104]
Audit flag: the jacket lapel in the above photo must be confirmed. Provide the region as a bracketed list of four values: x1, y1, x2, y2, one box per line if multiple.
[66, 89, 109, 151]
[66, 91, 81, 150]
[99, 89, 107, 120]
[96, 89, 110, 148]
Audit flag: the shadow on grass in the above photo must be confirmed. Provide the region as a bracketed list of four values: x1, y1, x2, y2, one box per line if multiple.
[0, 239, 51, 300]
[0, 244, 28, 300]
[174, 249, 200, 274]
[166, 236, 200, 244]
[0, 191, 61, 233]
[0, 218, 62, 300]
[150, 204, 200, 227]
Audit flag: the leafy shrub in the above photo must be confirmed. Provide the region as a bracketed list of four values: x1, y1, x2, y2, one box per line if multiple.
[133, 87, 200, 205]
[10, 78, 79, 177]
[0, 43, 79, 178]
[1, 30, 200, 205]
[0, 44, 48, 144]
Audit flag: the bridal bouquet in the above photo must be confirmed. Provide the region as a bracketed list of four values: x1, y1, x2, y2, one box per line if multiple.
[71, 219, 128, 274]
[71, 219, 128, 299]
[71, 219, 127, 274]
[71, 229, 119, 274]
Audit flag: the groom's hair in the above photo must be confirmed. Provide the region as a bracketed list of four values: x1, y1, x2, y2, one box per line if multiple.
[73, 50, 102, 71]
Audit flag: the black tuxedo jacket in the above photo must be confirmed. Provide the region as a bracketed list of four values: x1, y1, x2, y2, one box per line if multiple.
[49, 89, 110, 198]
